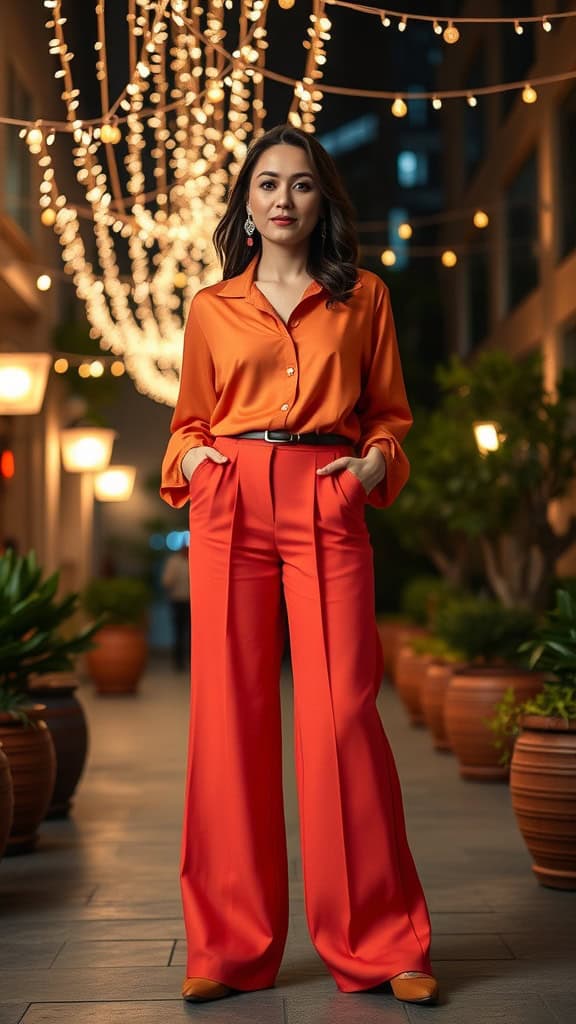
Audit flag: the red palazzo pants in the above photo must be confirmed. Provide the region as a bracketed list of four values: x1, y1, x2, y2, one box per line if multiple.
[181, 435, 433, 992]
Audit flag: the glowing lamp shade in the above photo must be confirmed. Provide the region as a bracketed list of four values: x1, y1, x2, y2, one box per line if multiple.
[473, 421, 502, 455]
[93, 465, 136, 502]
[0, 352, 52, 414]
[60, 427, 116, 472]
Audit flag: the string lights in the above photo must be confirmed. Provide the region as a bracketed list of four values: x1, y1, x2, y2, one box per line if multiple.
[326, 1, 576, 41]
[2, 0, 573, 405]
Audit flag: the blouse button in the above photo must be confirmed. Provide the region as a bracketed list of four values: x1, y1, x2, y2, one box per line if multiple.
[286, 366, 295, 376]
[280, 403, 289, 412]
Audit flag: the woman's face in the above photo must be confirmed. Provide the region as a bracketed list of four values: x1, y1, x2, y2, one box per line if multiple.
[247, 144, 324, 249]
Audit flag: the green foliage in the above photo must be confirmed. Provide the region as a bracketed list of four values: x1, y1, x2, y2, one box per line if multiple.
[390, 350, 576, 608]
[488, 683, 576, 766]
[399, 575, 464, 627]
[488, 589, 576, 763]
[518, 588, 576, 685]
[434, 597, 536, 665]
[83, 577, 152, 625]
[409, 634, 466, 663]
[0, 549, 101, 723]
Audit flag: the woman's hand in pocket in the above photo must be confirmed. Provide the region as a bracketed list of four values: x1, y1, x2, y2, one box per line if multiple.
[181, 445, 228, 482]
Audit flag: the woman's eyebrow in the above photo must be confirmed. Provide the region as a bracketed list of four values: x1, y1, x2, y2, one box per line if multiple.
[255, 170, 315, 179]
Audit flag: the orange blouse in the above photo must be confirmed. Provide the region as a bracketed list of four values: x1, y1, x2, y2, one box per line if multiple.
[160, 253, 413, 510]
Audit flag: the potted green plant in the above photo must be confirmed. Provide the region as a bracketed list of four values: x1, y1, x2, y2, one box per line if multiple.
[394, 576, 463, 721]
[407, 635, 466, 750]
[0, 549, 98, 853]
[434, 597, 543, 780]
[391, 575, 457, 692]
[83, 577, 152, 694]
[489, 588, 576, 889]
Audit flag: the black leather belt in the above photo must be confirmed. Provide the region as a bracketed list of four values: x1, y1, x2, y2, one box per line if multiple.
[226, 430, 353, 446]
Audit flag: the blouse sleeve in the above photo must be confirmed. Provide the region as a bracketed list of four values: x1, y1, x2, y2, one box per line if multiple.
[356, 281, 414, 509]
[159, 297, 217, 508]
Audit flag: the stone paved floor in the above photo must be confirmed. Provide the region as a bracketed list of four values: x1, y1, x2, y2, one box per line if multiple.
[1, 661, 575, 1023]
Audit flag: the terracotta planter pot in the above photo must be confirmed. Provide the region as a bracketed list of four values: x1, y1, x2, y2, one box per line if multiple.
[395, 645, 435, 726]
[0, 742, 14, 861]
[445, 667, 544, 781]
[420, 661, 456, 751]
[510, 715, 576, 890]
[86, 624, 148, 694]
[389, 626, 430, 686]
[27, 678, 89, 818]
[0, 705, 57, 854]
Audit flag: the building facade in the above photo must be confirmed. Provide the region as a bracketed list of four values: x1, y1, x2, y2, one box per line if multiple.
[436, 0, 576, 571]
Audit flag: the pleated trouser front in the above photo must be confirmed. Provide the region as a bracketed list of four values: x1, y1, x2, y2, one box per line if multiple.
[181, 435, 433, 992]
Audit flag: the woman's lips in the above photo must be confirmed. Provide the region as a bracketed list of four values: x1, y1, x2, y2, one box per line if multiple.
[271, 217, 296, 225]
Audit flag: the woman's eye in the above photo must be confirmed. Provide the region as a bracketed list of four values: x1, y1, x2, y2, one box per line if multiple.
[260, 181, 275, 189]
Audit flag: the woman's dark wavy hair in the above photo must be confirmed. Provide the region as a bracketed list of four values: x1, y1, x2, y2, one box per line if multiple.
[212, 124, 359, 304]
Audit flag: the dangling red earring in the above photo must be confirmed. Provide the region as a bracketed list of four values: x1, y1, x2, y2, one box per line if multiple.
[244, 211, 256, 247]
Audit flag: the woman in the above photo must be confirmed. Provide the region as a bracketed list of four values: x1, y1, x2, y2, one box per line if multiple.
[160, 124, 438, 1007]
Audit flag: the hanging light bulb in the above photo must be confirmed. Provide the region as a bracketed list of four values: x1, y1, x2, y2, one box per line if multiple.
[514, 20, 524, 35]
[398, 17, 407, 32]
[398, 223, 412, 240]
[36, 273, 52, 291]
[54, 358, 69, 374]
[277, 0, 295, 9]
[443, 21, 460, 44]
[380, 249, 397, 266]
[380, 12, 391, 28]
[433, 21, 442, 36]
[542, 17, 552, 32]
[522, 84, 538, 104]
[441, 250, 457, 267]
[432, 96, 442, 110]
[473, 210, 489, 229]
[467, 94, 478, 107]
[391, 97, 407, 118]
[41, 208, 57, 226]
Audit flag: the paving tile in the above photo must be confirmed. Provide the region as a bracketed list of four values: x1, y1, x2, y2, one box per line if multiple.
[541, 994, 576, 1023]
[0, 944, 61, 970]
[501, 931, 576, 959]
[0, 1008, 29, 1024]
[20, 997, 284, 1023]
[430, 933, 514, 960]
[406, 993, 558, 1023]
[51, 940, 175, 968]
[286, 989, 409, 1023]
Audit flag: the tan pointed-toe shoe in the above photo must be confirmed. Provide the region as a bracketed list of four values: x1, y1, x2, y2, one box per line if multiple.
[181, 976, 234, 1002]
[389, 971, 439, 1005]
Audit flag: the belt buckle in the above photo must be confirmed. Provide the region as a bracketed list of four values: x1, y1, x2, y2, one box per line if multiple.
[264, 429, 300, 443]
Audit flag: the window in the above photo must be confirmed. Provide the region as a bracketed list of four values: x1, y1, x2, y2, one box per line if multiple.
[464, 48, 486, 182]
[558, 86, 576, 260]
[466, 248, 490, 350]
[5, 64, 33, 235]
[504, 150, 539, 312]
[397, 150, 428, 188]
[500, 2, 535, 120]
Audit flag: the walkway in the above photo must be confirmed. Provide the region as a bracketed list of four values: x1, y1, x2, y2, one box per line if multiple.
[0, 663, 575, 1023]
